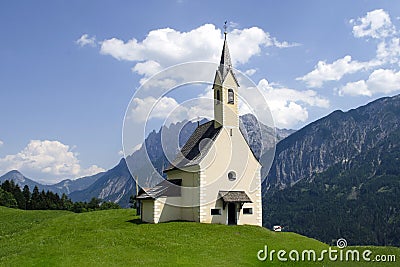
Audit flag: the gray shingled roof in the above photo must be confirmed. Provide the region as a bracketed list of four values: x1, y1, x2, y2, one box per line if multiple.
[135, 179, 182, 199]
[164, 120, 222, 172]
[219, 191, 252, 203]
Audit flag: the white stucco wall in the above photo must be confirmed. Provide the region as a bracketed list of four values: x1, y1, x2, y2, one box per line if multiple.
[199, 126, 262, 226]
[141, 200, 155, 223]
[154, 197, 182, 223]
[161, 169, 201, 222]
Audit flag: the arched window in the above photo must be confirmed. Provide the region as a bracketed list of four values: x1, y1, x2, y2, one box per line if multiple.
[216, 90, 221, 104]
[228, 89, 234, 104]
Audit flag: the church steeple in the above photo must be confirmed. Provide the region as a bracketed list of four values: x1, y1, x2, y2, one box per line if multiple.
[218, 34, 233, 81]
[213, 25, 240, 129]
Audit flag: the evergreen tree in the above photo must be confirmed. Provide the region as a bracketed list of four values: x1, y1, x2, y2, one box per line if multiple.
[72, 202, 86, 213]
[22, 185, 31, 210]
[129, 195, 136, 208]
[88, 197, 101, 210]
[31, 186, 40, 209]
[100, 201, 121, 210]
[54, 193, 62, 209]
[1, 180, 11, 192]
[12, 184, 26, 210]
[1, 180, 25, 209]
[61, 193, 73, 210]
[45, 191, 55, 209]
[39, 190, 47, 209]
[0, 187, 17, 208]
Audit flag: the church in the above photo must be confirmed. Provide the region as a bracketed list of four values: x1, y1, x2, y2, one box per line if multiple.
[135, 31, 262, 226]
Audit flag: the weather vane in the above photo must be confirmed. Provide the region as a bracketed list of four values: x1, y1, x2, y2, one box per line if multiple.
[223, 20, 228, 35]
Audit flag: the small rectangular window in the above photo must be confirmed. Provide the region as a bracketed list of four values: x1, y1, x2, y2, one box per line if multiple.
[230, 129, 233, 136]
[211, 208, 221, 215]
[243, 208, 253, 214]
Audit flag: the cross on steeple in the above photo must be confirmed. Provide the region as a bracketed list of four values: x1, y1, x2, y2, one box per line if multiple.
[223, 21, 228, 38]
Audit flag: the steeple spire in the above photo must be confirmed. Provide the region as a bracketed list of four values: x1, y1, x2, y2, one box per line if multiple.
[218, 21, 233, 81]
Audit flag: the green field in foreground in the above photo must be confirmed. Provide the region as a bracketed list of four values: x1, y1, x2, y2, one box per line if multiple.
[0, 206, 399, 266]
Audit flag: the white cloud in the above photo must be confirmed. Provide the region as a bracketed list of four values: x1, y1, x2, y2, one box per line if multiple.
[299, 9, 399, 89]
[76, 34, 96, 47]
[339, 80, 370, 97]
[100, 24, 298, 77]
[258, 79, 329, 107]
[241, 79, 329, 128]
[367, 69, 400, 92]
[132, 60, 162, 76]
[376, 38, 400, 65]
[151, 97, 182, 120]
[272, 38, 301, 48]
[81, 165, 105, 177]
[244, 68, 257, 76]
[351, 9, 396, 39]
[129, 96, 180, 123]
[0, 140, 3, 147]
[0, 140, 105, 184]
[339, 69, 400, 96]
[272, 101, 309, 127]
[129, 95, 214, 125]
[297, 55, 379, 88]
[228, 27, 273, 64]
[228, 21, 239, 29]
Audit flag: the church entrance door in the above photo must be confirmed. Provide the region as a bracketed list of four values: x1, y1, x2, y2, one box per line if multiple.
[228, 203, 237, 225]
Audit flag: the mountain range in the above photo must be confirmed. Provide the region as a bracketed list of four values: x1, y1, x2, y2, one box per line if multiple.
[1, 115, 293, 207]
[263, 94, 400, 246]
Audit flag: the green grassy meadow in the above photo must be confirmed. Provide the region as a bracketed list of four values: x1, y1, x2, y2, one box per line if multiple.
[0, 206, 398, 266]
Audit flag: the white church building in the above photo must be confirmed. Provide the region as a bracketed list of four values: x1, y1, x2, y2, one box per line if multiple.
[135, 32, 262, 226]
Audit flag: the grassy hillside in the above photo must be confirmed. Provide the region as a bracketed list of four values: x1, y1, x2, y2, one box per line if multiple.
[0, 207, 398, 266]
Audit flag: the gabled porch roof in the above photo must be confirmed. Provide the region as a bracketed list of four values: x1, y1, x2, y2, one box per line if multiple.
[218, 190, 252, 209]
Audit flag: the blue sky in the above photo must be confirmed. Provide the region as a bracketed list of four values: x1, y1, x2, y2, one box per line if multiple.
[0, 1, 399, 183]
